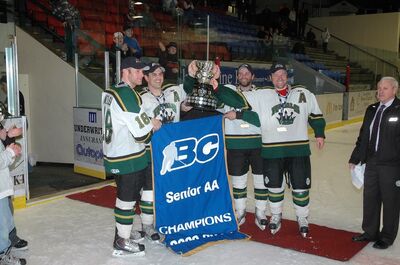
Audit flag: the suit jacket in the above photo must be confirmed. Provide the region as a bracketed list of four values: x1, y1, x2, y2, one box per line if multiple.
[350, 97, 400, 166]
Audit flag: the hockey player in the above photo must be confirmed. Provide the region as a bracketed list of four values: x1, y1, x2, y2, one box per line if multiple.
[243, 62, 325, 237]
[102, 57, 162, 257]
[141, 62, 188, 123]
[223, 64, 268, 230]
[137, 62, 189, 243]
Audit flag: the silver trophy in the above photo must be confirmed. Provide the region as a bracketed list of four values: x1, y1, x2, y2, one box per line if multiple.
[187, 61, 218, 110]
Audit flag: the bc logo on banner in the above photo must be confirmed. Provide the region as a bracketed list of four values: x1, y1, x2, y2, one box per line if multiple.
[152, 115, 248, 255]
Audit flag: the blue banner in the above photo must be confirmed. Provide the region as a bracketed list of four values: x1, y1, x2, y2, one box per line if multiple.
[152, 115, 248, 255]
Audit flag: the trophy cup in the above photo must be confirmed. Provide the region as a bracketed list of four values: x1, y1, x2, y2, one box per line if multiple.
[187, 61, 218, 111]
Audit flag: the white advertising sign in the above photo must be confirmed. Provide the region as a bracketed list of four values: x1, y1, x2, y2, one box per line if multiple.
[73, 108, 105, 179]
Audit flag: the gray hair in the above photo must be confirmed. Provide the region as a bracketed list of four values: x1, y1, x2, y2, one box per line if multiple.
[378, 76, 399, 90]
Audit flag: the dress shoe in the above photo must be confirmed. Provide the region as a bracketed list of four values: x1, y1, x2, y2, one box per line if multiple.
[373, 240, 390, 249]
[352, 233, 375, 242]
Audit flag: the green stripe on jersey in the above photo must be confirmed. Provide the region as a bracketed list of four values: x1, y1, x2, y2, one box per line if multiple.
[261, 144, 311, 159]
[112, 85, 142, 113]
[104, 153, 148, 175]
[225, 136, 262, 149]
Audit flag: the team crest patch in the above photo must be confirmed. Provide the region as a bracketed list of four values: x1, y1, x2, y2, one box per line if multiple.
[271, 103, 300, 125]
[154, 103, 177, 123]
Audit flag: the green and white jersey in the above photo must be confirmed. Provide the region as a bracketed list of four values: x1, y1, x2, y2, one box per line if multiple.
[243, 85, 326, 159]
[223, 84, 262, 150]
[102, 82, 153, 175]
[140, 83, 187, 123]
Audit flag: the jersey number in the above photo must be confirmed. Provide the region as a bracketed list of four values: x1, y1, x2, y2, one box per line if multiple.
[135, 112, 151, 129]
[104, 109, 112, 144]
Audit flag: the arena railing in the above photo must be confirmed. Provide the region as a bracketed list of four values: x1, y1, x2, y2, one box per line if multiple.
[308, 24, 399, 90]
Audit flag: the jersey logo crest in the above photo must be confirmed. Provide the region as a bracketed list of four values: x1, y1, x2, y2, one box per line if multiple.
[271, 103, 300, 125]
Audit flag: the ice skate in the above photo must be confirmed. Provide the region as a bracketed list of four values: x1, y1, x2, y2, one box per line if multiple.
[130, 229, 145, 243]
[11, 238, 28, 251]
[143, 224, 163, 243]
[269, 214, 282, 235]
[255, 210, 268, 231]
[297, 216, 309, 238]
[236, 210, 246, 226]
[112, 234, 145, 257]
[0, 251, 26, 265]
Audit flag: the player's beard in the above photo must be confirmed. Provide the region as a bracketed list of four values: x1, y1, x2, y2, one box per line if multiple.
[239, 79, 251, 88]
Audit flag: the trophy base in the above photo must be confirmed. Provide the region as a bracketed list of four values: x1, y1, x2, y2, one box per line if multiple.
[180, 108, 220, 121]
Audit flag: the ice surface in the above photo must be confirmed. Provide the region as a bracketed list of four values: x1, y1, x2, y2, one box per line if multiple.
[12, 123, 400, 265]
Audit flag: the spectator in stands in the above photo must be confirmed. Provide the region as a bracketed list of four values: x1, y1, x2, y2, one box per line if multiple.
[247, 0, 256, 24]
[298, 6, 308, 39]
[321, 27, 331, 53]
[123, 12, 136, 29]
[109, 32, 133, 83]
[236, 0, 250, 21]
[288, 7, 297, 37]
[259, 4, 272, 29]
[280, 20, 290, 37]
[163, 0, 177, 15]
[273, 27, 281, 40]
[266, 27, 274, 42]
[279, 3, 290, 24]
[158, 41, 179, 82]
[176, 0, 194, 25]
[51, 0, 80, 63]
[123, 26, 142, 59]
[257, 26, 267, 40]
[306, 28, 317, 48]
[137, 4, 160, 29]
[292, 42, 305, 54]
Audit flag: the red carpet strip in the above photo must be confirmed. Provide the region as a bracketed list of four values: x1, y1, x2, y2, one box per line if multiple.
[67, 185, 368, 261]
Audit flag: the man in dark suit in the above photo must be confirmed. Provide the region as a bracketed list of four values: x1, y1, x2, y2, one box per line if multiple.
[349, 76, 400, 249]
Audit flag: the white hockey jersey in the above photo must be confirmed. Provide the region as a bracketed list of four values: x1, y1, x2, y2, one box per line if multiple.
[140, 83, 187, 123]
[102, 82, 153, 175]
[243, 85, 325, 159]
[223, 84, 262, 150]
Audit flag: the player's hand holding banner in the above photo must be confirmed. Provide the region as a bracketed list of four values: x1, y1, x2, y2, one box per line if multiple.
[152, 115, 248, 255]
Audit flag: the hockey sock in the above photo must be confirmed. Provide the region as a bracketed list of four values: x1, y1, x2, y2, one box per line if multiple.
[292, 189, 310, 218]
[253, 173, 268, 216]
[268, 185, 284, 215]
[232, 174, 247, 213]
[115, 198, 135, 239]
[140, 190, 154, 226]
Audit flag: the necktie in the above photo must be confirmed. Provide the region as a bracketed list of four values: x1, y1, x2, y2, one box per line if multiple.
[369, 104, 385, 153]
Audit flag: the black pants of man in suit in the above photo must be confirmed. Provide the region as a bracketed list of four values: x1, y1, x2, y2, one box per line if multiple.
[363, 155, 400, 245]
